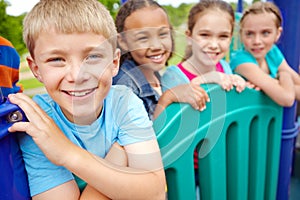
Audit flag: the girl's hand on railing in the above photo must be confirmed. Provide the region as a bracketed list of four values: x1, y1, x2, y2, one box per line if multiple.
[170, 83, 210, 111]
[157, 83, 210, 115]
[246, 81, 261, 91]
[192, 71, 234, 92]
[230, 74, 247, 93]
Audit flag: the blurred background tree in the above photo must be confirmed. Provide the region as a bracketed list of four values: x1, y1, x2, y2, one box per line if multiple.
[99, 0, 121, 19]
[0, 0, 249, 57]
[0, 0, 26, 55]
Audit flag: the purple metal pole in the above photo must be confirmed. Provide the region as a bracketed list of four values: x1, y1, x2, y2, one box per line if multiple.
[273, 0, 300, 199]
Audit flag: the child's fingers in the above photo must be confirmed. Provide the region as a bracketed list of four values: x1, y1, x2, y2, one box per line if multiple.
[197, 96, 207, 111]
[200, 88, 210, 102]
[191, 83, 210, 102]
[8, 93, 46, 124]
[221, 80, 233, 91]
[8, 121, 29, 133]
[194, 89, 208, 111]
[7, 93, 55, 139]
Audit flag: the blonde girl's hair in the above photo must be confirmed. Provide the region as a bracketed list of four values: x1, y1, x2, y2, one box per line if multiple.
[23, 0, 117, 58]
[183, 0, 235, 61]
[240, 1, 282, 29]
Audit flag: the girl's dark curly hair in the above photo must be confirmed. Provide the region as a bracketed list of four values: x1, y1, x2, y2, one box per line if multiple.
[116, 0, 174, 65]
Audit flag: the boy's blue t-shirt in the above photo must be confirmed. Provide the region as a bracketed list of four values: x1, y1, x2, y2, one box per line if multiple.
[230, 45, 284, 78]
[18, 85, 155, 196]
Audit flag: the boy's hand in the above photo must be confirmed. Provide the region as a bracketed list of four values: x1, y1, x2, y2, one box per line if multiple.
[7, 93, 77, 166]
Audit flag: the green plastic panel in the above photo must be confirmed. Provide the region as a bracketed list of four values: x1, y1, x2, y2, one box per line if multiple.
[154, 84, 283, 200]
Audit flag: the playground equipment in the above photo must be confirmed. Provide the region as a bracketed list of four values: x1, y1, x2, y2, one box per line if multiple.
[273, 0, 300, 199]
[0, 0, 298, 199]
[154, 85, 283, 200]
[0, 88, 30, 200]
[232, 0, 300, 199]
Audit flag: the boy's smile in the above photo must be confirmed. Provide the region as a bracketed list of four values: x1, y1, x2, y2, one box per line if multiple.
[28, 30, 119, 125]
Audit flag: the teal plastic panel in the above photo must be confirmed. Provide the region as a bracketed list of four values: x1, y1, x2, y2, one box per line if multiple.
[154, 84, 283, 200]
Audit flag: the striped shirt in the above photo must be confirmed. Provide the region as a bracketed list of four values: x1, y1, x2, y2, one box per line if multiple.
[0, 36, 22, 96]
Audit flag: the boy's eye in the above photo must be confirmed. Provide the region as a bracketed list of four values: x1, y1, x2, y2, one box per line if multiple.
[87, 54, 101, 60]
[48, 57, 63, 62]
[46, 57, 65, 67]
[84, 54, 102, 64]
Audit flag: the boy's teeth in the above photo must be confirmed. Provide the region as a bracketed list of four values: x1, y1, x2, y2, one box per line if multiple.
[68, 90, 92, 97]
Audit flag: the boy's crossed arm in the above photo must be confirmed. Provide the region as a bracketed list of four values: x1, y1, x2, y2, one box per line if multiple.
[8, 93, 166, 200]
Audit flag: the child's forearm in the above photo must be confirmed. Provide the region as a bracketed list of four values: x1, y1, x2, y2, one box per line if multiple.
[80, 185, 110, 200]
[294, 85, 300, 101]
[65, 142, 166, 200]
[192, 71, 221, 85]
[276, 72, 295, 106]
[153, 89, 175, 119]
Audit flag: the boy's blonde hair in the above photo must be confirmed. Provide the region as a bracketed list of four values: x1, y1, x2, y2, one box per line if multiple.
[23, 0, 117, 58]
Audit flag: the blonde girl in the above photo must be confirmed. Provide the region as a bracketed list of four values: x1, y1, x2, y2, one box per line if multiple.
[230, 1, 300, 106]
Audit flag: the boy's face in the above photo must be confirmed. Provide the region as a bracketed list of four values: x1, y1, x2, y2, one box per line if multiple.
[27, 29, 120, 125]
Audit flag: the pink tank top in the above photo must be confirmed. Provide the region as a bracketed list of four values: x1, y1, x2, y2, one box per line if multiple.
[177, 62, 225, 81]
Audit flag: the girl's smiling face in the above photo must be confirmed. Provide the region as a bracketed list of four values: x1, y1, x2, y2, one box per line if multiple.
[187, 10, 233, 68]
[28, 29, 119, 125]
[119, 7, 172, 73]
[240, 12, 282, 62]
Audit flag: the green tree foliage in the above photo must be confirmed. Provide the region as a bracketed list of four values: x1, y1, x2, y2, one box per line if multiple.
[0, 0, 27, 55]
[0, 0, 251, 57]
[99, 0, 120, 19]
[0, 0, 121, 56]
[163, 3, 194, 28]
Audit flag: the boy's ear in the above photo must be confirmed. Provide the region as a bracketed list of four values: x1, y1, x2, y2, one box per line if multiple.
[275, 27, 283, 42]
[117, 33, 129, 52]
[112, 49, 121, 77]
[26, 56, 43, 83]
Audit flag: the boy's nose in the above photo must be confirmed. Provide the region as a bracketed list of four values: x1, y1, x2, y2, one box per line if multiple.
[65, 61, 88, 83]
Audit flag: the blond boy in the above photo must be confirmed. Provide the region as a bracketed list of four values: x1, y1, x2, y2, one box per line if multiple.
[8, 0, 166, 199]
